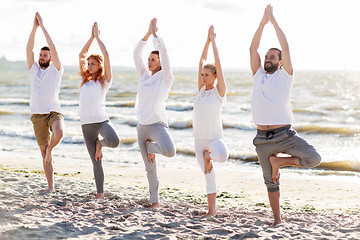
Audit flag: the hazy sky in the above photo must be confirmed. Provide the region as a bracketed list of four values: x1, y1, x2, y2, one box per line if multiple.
[1, 0, 360, 70]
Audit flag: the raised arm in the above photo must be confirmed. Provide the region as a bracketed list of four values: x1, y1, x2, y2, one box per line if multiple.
[36, 13, 61, 71]
[266, 5, 293, 75]
[26, 13, 39, 70]
[151, 18, 174, 87]
[79, 24, 95, 76]
[209, 26, 226, 97]
[198, 30, 210, 91]
[249, 8, 269, 75]
[133, 20, 152, 76]
[93, 22, 111, 82]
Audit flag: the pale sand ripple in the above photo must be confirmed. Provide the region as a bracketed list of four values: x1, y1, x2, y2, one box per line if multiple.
[0, 170, 359, 240]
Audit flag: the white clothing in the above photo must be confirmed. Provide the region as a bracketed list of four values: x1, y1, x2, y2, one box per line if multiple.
[251, 67, 293, 125]
[193, 86, 225, 139]
[194, 138, 228, 194]
[29, 62, 63, 114]
[133, 37, 174, 125]
[79, 78, 111, 125]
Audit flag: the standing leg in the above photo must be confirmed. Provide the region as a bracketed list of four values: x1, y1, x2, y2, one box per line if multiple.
[82, 123, 104, 199]
[137, 124, 159, 206]
[39, 144, 55, 193]
[194, 139, 217, 215]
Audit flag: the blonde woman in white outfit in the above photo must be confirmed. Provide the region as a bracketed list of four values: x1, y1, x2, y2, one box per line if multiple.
[193, 25, 229, 215]
[134, 18, 176, 208]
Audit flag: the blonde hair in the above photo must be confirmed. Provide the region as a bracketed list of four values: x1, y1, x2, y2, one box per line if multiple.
[203, 63, 216, 76]
[80, 54, 105, 88]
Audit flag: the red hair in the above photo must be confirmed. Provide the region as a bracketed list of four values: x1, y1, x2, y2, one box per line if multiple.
[80, 54, 105, 88]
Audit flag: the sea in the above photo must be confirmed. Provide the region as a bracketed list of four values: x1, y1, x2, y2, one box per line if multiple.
[1, 58, 360, 184]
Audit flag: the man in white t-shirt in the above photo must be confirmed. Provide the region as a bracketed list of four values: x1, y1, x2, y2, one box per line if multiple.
[26, 12, 64, 193]
[249, 5, 321, 226]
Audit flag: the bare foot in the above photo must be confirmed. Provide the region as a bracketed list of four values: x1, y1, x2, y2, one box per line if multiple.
[149, 202, 160, 208]
[206, 210, 216, 216]
[271, 219, 282, 227]
[146, 140, 155, 163]
[203, 150, 213, 174]
[95, 139, 103, 161]
[96, 193, 105, 199]
[44, 147, 52, 165]
[42, 187, 55, 194]
[269, 155, 281, 183]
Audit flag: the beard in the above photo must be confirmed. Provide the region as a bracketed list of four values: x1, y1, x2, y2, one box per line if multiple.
[264, 61, 279, 73]
[39, 59, 50, 68]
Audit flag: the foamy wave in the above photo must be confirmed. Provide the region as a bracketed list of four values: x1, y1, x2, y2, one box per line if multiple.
[318, 160, 360, 173]
[296, 124, 360, 135]
[0, 98, 29, 105]
[169, 119, 192, 129]
[166, 102, 193, 111]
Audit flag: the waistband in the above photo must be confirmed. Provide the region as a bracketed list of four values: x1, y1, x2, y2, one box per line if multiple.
[256, 125, 291, 135]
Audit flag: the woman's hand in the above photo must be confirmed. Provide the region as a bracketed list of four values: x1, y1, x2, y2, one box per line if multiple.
[208, 25, 216, 42]
[150, 18, 158, 37]
[93, 22, 100, 39]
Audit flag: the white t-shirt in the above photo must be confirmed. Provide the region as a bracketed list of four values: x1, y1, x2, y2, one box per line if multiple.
[29, 62, 63, 114]
[79, 78, 111, 125]
[193, 86, 225, 139]
[133, 37, 174, 125]
[251, 67, 293, 125]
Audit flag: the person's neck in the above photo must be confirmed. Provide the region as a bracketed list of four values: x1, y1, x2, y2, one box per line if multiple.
[205, 85, 215, 91]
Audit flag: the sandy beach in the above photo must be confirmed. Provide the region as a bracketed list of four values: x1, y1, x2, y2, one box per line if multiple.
[0, 151, 359, 240]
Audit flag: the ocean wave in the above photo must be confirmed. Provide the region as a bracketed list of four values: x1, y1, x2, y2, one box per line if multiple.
[169, 119, 192, 129]
[0, 98, 29, 105]
[295, 124, 360, 135]
[318, 160, 360, 173]
[166, 102, 193, 111]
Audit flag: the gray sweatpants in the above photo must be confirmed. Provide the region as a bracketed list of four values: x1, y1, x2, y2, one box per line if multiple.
[136, 123, 176, 203]
[82, 120, 120, 193]
[253, 126, 321, 192]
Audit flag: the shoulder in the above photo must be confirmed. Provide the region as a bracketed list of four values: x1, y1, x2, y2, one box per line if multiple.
[277, 68, 293, 80]
[29, 62, 39, 72]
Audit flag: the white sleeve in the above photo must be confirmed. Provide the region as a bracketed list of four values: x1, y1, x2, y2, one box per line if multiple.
[133, 40, 147, 77]
[153, 37, 174, 88]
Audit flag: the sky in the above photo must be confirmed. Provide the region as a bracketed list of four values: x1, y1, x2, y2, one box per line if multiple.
[1, 0, 360, 70]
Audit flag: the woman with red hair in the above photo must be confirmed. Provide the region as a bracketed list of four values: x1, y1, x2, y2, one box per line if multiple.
[79, 22, 119, 199]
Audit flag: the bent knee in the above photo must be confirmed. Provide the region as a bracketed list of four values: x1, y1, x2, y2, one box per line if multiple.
[301, 152, 321, 168]
[108, 136, 120, 148]
[53, 129, 63, 140]
[211, 151, 229, 163]
[163, 145, 176, 157]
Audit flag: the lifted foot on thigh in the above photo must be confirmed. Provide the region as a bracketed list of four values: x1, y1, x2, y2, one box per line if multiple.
[146, 140, 155, 163]
[269, 155, 281, 183]
[203, 150, 213, 174]
[95, 139, 103, 161]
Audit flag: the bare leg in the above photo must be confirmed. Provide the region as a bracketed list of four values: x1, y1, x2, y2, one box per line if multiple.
[146, 140, 156, 163]
[40, 144, 54, 193]
[95, 139, 103, 161]
[207, 192, 216, 215]
[268, 191, 281, 226]
[44, 120, 64, 165]
[203, 150, 213, 174]
[269, 155, 300, 183]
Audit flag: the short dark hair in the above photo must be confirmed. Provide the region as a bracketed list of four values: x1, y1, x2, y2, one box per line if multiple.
[151, 50, 159, 56]
[269, 48, 282, 60]
[41, 46, 50, 51]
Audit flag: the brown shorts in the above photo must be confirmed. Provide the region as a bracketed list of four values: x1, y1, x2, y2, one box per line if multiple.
[30, 111, 64, 146]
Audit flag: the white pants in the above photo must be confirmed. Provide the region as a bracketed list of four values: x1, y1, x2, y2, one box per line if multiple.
[194, 138, 229, 194]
